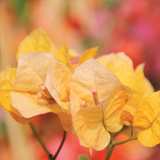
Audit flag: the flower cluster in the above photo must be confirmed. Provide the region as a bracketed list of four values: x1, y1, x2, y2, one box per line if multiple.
[0, 28, 160, 155]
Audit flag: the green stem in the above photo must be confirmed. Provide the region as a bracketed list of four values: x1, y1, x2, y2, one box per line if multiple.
[106, 132, 137, 160]
[106, 133, 115, 160]
[113, 137, 137, 146]
[52, 131, 67, 160]
[29, 122, 51, 159]
[106, 145, 115, 160]
[106, 145, 111, 158]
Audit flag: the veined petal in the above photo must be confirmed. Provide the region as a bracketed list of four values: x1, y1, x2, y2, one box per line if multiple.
[97, 52, 135, 89]
[45, 58, 72, 106]
[69, 58, 121, 106]
[0, 67, 32, 123]
[79, 47, 98, 65]
[70, 91, 91, 148]
[121, 105, 136, 126]
[16, 28, 58, 61]
[133, 91, 160, 147]
[103, 84, 131, 132]
[11, 92, 61, 118]
[74, 104, 110, 150]
[13, 52, 55, 93]
[55, 44, 72, 69]
[129, 64, 145, 108]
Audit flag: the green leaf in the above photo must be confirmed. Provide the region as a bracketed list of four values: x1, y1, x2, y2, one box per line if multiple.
[78, 155, 90, 160]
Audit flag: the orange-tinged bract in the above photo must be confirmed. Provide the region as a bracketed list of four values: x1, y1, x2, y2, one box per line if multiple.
[96, 52, 135, 90]
[0, 67, 32, 124]
[16, 28, 58, 61]
[70, 84, 131, 150]
[78, 47, 98, 65]
[129, 64, 145, 108]
[55, 44, 72, 69]
[16, 28, 79, 61]
[133, 91, 160, 147]
[10, 52, 71, 130]
[121, 105, 136, 126]
[97, 52, 154, 108]
[69, 58, 131, 150]
[69, 58, 121, 107]
[45, 57, 72, 131]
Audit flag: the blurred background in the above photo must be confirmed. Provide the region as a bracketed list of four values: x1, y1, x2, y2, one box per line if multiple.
[1, 0, 160, 160]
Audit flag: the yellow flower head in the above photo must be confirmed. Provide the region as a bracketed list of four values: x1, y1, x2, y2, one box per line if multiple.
[10, 52, 72, 131]
[0, 67, 32, 124]
[97, 52, 154, 108]
[69, 58, 132, 150]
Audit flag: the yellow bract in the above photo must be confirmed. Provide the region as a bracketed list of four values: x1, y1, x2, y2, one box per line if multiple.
[129, 64, 145, 107]
[16, 28, 58, 61]
[0, 67, 32, 124]
[16, 28, 79, 61]
[70, 84, 131, 150]
[96, 52, 135, 89]
[45, 58, 73, 130]
[133, 91, 160, 147]
[69, 59, 131, 150]
[69, 58, 121, 107]
[55, 44, 72, 69]
[10, 52, 71, 130]
[97, 52, 154, 108]
[78, 47, 98, 65]
[121, 105, 136, 126]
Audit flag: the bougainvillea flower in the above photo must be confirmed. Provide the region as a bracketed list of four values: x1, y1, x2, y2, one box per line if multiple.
[10, 52, 71, 130]
[55, 43, 98, 71]
[69, 58, 132, 150]
[0, 67, 32, 124]
[120, 105, 136, 126]
[97, 52, 154, 108]
[16, 28, 79, 61]
[133, 91, 160, 147]
[96, 52, 135, 90]
[45, 57, 73, 131]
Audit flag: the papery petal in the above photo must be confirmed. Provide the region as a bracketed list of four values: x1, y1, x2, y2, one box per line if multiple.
[70, 91, 90, 148]
[0, 68, 32, 123]
[74, 104, 110, 150]
[97, 52, 135, 89]
[103, 84, 131, 132]
[121, 105, 136, 126]
[16, 28, 57, 61]
[11, 52, 63, 120]
[57, 108, 72, 131]
[69, 58, 121, 106]
[13, 52, 55, 93]
[45, 58, 72, 105]
[78, 47, 98, 65]
[45, 58, 72, 130]
[55, 44, 72, 69]
[133, 91, 160, 147]
[11, 92, 61, 118]
[129, 64, 145, 108]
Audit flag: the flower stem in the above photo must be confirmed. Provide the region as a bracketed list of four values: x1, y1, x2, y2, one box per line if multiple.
[106, 145, 115, 160]
[106, 132, 137, 160]
[113, 137, 137, 146]
[29, 122, 52, 159]
[106, 133, 115, 160]
[51, 131, 67, 160]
